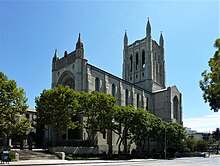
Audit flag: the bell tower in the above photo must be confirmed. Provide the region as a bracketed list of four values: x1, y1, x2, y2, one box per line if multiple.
[122, 19, 166, 92]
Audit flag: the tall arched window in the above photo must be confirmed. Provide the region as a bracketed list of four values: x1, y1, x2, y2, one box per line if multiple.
[136, 53, 139, 70]
[125, 89, 129, 106]
[112, 84, 115, 97]
[130, 55, 133, 72]
[137, 94, 139, 108]
[173, 96, 178, 119]
[146, 97, 148, 110]
[95, 77, 100, 92]
[142, 50, 145, 68]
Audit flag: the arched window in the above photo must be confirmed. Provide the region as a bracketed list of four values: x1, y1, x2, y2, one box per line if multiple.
[142, 51, 145, 68]
[146, 97, 148, 110]
[136, 53, 139, 70]
[137, 94, 139, 108]
[173, 96, 178, 119]
[63, 77, 75, 90]
[125, 89, 129, 106]
[130, 55, 133, 72]
[112, 84, 115, 97]
[58, 71, 75, 90]
[103, 130, 106, 139]
[95, 77, 100, 92]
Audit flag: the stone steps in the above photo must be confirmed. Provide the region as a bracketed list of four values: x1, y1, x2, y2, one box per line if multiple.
[16, 150, 59, 160]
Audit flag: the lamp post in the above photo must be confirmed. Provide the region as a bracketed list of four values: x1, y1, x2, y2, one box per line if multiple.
[65, 107, 72, 141]
[164, 125, 167, 159]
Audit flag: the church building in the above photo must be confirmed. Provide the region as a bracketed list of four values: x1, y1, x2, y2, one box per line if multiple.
[49, 20, 182, 154]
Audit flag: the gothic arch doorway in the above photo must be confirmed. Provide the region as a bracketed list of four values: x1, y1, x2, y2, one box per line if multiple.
[57, 71, 75, 90]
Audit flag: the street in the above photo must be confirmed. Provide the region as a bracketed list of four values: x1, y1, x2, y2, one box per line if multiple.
[75, 156, 219, 166]
[2, 155, 220, 166]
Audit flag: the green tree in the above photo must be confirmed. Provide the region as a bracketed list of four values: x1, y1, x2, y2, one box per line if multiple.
[200, 38, 220, 112]
[112, 105, 138, 154]
[80, 91, 116, 153]
[129, 109, 150, 156]
[0, 71, 30, 139]
[130, 108, 163, 156]
[156, 121, 186, 156]
[35, 85, 80, 136]
[79, 91, 116, 138]
[184, 137, 197, 152]
[195, 140, 208, 152]
[212, 128, 220, 154]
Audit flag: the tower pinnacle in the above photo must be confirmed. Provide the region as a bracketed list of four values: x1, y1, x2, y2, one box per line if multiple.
[76, 33, 83, 49]
[146, 18, 151, 37]
[75, 33, 84, 58]
[159, 31, 164, 47]
[52, 49, 59, 62]
[124, 30, 128, 47]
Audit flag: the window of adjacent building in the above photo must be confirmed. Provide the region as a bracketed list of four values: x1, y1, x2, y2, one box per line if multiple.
[137, 94, 139, 108]
[95, 77, 100, 92]
[125, 89, 129, 106]
[173, 96, 178, 119]
[136, 53, 138, 70]
[112, 84, 115, 97]
[130, 55, 133, 72]
[142, 50, 145, 68]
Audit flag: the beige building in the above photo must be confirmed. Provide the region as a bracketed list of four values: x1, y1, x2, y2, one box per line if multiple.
[48, 20, 182, 154]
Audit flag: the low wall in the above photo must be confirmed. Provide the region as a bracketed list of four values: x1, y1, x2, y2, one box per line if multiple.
[49, 146, 99, 154]
[49, 144, 134, 155]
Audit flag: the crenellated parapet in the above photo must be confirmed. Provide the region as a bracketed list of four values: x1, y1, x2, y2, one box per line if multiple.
[52, 50, 76, 71]
[52, 33, 84, 71]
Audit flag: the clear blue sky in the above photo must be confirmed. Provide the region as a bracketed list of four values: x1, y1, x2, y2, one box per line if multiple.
[0, 0, 219, 132]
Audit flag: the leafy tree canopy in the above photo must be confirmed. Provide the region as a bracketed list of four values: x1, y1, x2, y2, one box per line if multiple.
[0, 71, 30, 137]
[200, 38, 220, 112]
[80, 91, 116, 139]
[35, 85, 80, 135]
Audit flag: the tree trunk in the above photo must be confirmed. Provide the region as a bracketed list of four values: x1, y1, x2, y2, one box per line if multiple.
[118, 137, 125, 154]
[123, 128, 128, 154]
[147, 137, 150, 155]
[141, 139, 146, 157]
[108, 130, 112, 155]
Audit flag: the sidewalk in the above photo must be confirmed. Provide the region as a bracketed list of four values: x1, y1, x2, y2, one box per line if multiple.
[0, 159, 156, 166]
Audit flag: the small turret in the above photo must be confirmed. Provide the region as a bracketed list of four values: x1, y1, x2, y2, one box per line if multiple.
[146, 18, 151, 37]
[52, 49, 59, 62]
[124, 30, 128, 48]
[159, 31, 164, 47]
[76, 33, 84, 49]
[75, 33, 84, 58]
[64, 50, 68, 57]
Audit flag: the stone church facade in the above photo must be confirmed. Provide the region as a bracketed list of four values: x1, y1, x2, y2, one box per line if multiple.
[49, 20, 182, 154]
